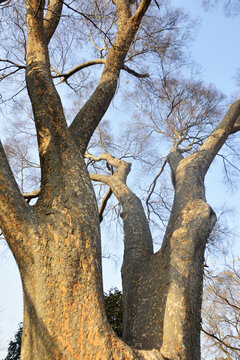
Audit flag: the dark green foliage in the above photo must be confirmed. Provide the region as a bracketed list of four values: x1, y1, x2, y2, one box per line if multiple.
[4, 289, 123, 359]
[104, 288, 123, 338]
[4, 323, 22, 360]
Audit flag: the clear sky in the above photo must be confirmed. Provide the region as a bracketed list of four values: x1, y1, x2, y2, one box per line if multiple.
[1, 1, 240, 358]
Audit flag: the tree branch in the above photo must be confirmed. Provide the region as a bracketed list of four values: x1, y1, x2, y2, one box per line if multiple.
[53, 59, 149, 82]
[202, 328, 240, 352]
[89, 172, 111, 185]
[44, 0, 63, 45]
[69, 0, 152, 155]
[195, 98, 240, 175]
[53, 59, 106, 81]
[26, 0, 69, 198]
[0, 141, 32, 250]
[146, 158, 167, 219]
[85, 151, 131, 182]
[0, 0, 11, 5]
[99, 187, 113, 223]
[0, 59, 25, 69]
[122, 64, 149, 78]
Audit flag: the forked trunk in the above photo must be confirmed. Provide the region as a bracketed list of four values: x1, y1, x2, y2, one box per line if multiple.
[118, 152, 217, 360]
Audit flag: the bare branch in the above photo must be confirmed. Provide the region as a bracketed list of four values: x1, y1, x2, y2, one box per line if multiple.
[202, 328, 240, 352]
[122, 64, 149, 78]
[0, 140, 32, 249]
[0, 0, 11, 5]
[69, 0, 152, 154]
[196, 98, 240, 175]
[146, 158, 167, 218]
[99, 187, 113, 223]
[53, 59, 106, 81]
[44, 0, 64, 45]
[89, 172, 111, 185]
[53, 59, 149, 82]
[0, 58, 25, 69]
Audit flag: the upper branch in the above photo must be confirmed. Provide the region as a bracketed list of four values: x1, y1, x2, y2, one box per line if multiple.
[69, 0, 152, 155]
[230, 114, 240, 134]
[85, 151, 131, 182]
[0, 141, 32, 249]
[44, 0, 63, 45]
[53, 59, 149, 82]
[26, 0, 68, 195]
[195, 98, 240, 175]
[87, 150, 153, 253]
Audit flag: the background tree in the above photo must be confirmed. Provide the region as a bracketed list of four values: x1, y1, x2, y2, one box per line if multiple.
[4, 324, 22, 360]
[202, 258, 240, 360]
[104, 288, 124, 338]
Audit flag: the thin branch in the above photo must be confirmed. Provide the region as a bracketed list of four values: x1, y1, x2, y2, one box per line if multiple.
[0, 59, 25, 69]
[62, 1, 113, 46]
[53, 59, 106, 81]
[99, 187, 113, 223]
[0, 0, 11, 5]
[146, 158, 167, 219]
[202, 328, 240, 352]
[97, 126, 109, 153]
[52, 59, 149, 82]
[122, 64, 149, 78]
[44, 0, 64, 45]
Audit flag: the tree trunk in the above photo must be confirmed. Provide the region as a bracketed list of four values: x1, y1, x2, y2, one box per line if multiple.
[96, 151, 216, 360]
[13, 147, 137, 360]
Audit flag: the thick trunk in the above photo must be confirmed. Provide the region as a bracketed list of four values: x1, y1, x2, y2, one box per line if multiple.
[15, 188, 140, 360]
[19, 222, 110, 359]
[17, 220, 164, 360]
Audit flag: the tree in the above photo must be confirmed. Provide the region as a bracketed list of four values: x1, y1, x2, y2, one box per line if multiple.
[202, 258, 240, 360]
[104, 288, 123, 338]
[0, 1, 240, 360]
[4, 324, 22, 360]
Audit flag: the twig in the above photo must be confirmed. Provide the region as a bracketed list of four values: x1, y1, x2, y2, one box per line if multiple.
[202, 328, 240, 352]
[146, 158, 167, 219]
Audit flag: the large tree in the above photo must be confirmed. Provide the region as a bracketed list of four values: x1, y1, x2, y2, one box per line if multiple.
[0, 1, 240, 360]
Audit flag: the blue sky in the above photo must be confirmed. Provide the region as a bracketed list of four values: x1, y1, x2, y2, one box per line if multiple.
[1, 1, 240, 358]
